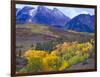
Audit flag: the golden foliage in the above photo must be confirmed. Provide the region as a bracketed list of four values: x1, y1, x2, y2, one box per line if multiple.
[43, 55, 62, 71]
[19, 39, 94, 73]
[24, 49, 49, 59]
[59, 61, 70, 71]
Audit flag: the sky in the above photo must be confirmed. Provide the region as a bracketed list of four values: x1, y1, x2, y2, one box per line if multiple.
[16, 4, 95, 18]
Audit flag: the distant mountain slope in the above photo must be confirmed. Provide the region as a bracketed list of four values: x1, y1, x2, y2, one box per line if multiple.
[65, 14, 95, 33]
[16, 6, 34, 24]
[16, 8, 21, 16]
[32, 6, 53, 25]
[16, 6, 95, 33]
[51, 8, 70, 26]
[16, 6, 71, 27]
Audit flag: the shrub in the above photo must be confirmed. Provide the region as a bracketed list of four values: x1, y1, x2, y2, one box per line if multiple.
[80, 53, 89, 61]
[35, 40, 59, 52]
[43, 55, 62, 71]
[62, 52, 73, 61]
[19, 57, 44, 73]
[68, 53, 90, 65]
[68, 55, 82, 65]
[59, 61, 70, 71]
[24, 49, 49, 58]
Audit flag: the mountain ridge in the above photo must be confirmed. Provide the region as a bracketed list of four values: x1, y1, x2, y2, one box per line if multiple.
[65, 14, 95, 33]
[16, 6, 95, 33]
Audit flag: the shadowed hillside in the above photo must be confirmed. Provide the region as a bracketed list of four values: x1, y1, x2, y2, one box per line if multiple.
[16, 24, 94, 53]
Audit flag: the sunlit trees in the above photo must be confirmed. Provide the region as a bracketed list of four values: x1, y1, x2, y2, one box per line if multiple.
[18, 39, 94, 73]
[43, 55, 62, 71]
[24, 49, 49, 59]
[19, 57, 44, 73]
[59, 61, 70, 71]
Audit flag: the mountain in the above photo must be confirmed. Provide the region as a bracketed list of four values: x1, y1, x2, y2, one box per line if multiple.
[65, 14, 95, 33]
[51, 8, 70, 26]
[32, 6, 53, 25]
[16, 6, 71, 27]
[16, 8, 21, 16]
[32, 6, 70, 27]
[16, 6, 34, 24]
[16, 6, 95, 33]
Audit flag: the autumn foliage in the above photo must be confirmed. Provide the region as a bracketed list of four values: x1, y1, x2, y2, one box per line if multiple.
[19, 40, 94, 73]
